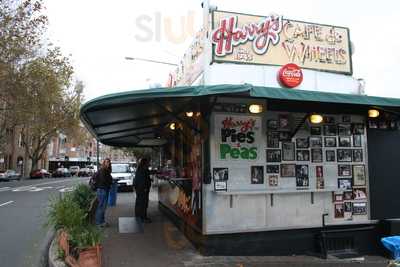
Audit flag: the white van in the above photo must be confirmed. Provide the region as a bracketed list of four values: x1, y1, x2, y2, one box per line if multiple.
[111, 163, 134, 191]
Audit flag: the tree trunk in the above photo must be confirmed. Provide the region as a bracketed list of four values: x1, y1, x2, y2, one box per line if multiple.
[30, 157, 38, 173]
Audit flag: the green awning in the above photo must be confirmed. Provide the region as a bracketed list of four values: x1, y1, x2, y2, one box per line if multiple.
[81, 84, 400, 147]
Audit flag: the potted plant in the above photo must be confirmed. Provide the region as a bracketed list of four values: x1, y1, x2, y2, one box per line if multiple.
[69, 225, 103, 267]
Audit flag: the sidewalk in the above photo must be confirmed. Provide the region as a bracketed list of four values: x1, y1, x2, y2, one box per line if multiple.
[102, 190, 389, 267]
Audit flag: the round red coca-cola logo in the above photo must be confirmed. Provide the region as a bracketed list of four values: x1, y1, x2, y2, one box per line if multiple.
[278, 63, 303, 88]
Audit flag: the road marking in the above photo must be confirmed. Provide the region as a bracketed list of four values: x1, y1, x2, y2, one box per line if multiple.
[13, 186, 35, 192]
[55, 185, 65, 189]
[59, 187, 74, 193]
[0, 187, 10, 192]
[0, 200, 14, 207]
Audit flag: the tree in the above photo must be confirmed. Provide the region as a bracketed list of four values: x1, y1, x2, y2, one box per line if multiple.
[17, 48, 81, 171]
[0, 0, 47, 153]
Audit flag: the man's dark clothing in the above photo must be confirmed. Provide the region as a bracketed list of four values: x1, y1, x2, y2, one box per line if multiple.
[96, 167, 113, 189]
[135, 167, 151, 220]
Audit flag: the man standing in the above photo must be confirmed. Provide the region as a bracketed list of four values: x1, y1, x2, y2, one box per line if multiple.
[134, 158, 152, 223]
[95, 158, 113, 227]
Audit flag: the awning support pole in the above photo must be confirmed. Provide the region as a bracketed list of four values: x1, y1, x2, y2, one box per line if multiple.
[96, 140, 100, 169]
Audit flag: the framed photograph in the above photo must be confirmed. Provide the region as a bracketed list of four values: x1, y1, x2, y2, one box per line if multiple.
[296, 138, 309, 148]
[390, 120, 398, 130]
[338, 164, 352, 176]
[267, 131, 280, 148]
[338, 178, 352, 190]
[379, 121, 388, 129]
[323, 124, 337, 136]
[266, 165, 279, 174]
[344, 202, 352, 212]
[296, 165, 309, 188]
[352, 149, 363, 162]
[353, 187, 367, 200]
[353, 202, 367, 215]
[309, 137, 322, 148]
[352, 123, 365, 135]
[334, 203, 344, 218]
[342, 115, 351, 123]
[266, 149, 281, 162]
[282, 142, 295, 161]
[316, 176, 324, 189]
[343, 191, 353, 200]
[279, 131, 291, 141]
[353, 135, 362, 147]
[311, 149, 323, 163]
[333, 192, 343, 202]
[213, 168, 229, 181]
[368, 120, 378, 129]
[296, 150, 310, 161]
[337, 149, 352, 162]
[338, 124, 352, 136]
[324, 137, 337, 147]
[316, 166, 323, 178]
[280, 164, 296, 177]
[268, 175, 279, 187]
[326, 150, 336, 162]
[251, 166, 264, 184]
[214, 180, 227, 191]
[279, 114, 290, 130]
[325, 116, 335, 124]
[338, 136, 351, 147]
[267, 119, 278, 130]
[353, 165, 366, 186]
[310, 126, 321, 135]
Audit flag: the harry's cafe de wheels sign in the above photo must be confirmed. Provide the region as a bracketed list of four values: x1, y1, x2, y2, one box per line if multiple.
[211, 10, 352, 82]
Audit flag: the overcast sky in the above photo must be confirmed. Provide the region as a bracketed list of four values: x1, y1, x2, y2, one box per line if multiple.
[44, 0, 400, 101]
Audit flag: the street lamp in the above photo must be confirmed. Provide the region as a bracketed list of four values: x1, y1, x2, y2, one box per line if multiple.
[124, 57, 178, 66]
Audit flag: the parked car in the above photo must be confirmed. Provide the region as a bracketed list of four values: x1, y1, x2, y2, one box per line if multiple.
[69, 166, 80, 176]
[30, 169, 51, 179]
[78, 167, 91, 177]
[52, 168, 72, 178]
[111, 163, 134, 191]
[0, 169, 21, 181]
[86, 165, 97, 175]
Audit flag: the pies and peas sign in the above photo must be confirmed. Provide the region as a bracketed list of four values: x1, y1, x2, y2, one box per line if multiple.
[216, 115, 261, 160]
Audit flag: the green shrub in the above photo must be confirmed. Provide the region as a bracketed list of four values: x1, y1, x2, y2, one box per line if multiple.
[70, 184, 96, 212]
[69, 225, 103, 250]
[47, 194, 87, 230]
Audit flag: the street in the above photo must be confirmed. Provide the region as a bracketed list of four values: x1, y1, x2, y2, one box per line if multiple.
[0, 177, 89, 267]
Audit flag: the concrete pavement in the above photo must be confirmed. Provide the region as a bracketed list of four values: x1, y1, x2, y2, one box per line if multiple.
[102, 190, 390, 267]
[0, 177, 88, 267]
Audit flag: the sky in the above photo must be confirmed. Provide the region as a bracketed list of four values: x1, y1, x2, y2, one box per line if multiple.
[44, 0, 400, 102]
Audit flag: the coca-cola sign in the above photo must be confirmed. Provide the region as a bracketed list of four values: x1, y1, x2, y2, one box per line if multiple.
[278, 63, 303, 88]
[211, 11, 352, 75]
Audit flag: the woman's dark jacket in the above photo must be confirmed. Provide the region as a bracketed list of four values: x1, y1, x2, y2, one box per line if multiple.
[96, 167, 113, 190]
[134, 167, 151, 191]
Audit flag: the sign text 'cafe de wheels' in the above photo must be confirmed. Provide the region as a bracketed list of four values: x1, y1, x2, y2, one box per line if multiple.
[81, 7, 400, 258]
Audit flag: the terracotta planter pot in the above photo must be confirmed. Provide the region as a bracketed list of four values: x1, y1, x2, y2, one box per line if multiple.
[58, 229, 70, 256]
[78, 245, 102, 267]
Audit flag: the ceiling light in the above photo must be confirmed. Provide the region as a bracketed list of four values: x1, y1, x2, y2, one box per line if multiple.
[186, 111, 194, 117]
[309, 114, 324, 124]
[368, 109, 379, 118]
[249, 104, 263, 114]
[169, 123, 176, 130]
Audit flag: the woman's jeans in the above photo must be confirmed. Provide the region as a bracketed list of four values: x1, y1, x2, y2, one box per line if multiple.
[95, 188, 109, 225]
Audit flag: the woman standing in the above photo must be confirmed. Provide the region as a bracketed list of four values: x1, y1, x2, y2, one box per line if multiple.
[95, 158, 113, 227]
[134, 158, 152, 223]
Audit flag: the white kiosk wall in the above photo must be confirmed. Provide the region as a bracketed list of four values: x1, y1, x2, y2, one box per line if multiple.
[203, 97, 370, 235]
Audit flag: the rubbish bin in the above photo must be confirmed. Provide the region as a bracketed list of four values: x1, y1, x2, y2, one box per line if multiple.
[382, 236, 400, 260]
[108, 181, 118, 206]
